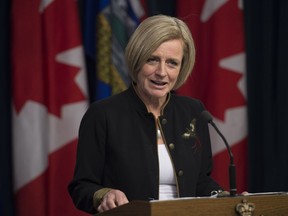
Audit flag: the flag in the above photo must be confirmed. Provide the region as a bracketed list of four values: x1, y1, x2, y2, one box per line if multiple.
[11, 0, 89, 215]
[82, 0, 145, 100]
[177, 0, 247, 193]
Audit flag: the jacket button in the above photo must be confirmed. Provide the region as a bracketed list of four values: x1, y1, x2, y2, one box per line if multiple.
[161, 118, 167, 124]
[169, 143, 175, 150]
[178, 170, 184, 177]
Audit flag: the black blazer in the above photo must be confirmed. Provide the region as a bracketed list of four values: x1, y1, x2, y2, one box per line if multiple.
[68, 84, 222, 214]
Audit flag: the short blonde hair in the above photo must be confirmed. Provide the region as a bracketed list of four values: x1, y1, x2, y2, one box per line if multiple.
[125, 14, 195, 90]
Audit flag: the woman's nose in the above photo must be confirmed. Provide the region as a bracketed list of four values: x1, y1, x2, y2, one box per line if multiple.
[155, 62, 167, 76]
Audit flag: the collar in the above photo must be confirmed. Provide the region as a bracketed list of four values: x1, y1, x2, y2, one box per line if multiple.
[130, 82, 171, 116]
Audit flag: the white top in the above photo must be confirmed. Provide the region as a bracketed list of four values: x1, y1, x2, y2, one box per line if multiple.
[158, 144, 177, 200]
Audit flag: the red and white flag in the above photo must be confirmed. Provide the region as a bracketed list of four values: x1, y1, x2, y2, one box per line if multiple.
[177, 0, 247, 192]
[11, 0, 89, 215]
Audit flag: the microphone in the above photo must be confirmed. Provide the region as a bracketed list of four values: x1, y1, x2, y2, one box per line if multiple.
[201, 110, 237, 197]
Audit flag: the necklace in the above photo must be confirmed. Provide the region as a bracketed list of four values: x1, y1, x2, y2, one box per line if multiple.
[157, 129, 162, 139]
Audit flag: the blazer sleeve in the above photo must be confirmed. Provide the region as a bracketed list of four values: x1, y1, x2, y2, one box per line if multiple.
[68, 103, 107, 214]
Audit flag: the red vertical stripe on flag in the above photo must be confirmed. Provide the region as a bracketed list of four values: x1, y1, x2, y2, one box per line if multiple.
[177, 0, 248, 193]
[11, 0, 89, 215]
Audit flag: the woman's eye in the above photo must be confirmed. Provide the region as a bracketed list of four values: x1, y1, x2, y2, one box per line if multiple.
[146, 57, 158, 63]
[167, 60, 179, 67]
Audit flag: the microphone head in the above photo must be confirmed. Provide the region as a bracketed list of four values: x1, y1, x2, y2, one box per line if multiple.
[201, 110, 213, 123]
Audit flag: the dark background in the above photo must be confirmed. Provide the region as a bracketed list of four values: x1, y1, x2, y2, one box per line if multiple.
[1, 0, 288, 215]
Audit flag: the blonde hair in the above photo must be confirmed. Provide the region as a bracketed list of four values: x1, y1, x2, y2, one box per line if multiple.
[125, 14, 195, 90]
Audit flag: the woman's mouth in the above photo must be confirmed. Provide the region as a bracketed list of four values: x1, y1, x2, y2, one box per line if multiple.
[150, 80, 167, 86]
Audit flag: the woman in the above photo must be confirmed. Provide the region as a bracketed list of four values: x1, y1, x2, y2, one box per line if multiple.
[68, 14, 223, 214]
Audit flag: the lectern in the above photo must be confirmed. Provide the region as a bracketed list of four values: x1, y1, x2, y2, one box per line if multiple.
[97, 192, 288, 216]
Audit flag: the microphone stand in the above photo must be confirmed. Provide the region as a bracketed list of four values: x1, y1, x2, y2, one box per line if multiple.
[201, 111, 237, 197]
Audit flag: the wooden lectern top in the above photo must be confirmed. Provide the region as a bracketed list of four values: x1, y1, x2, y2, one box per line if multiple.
[97, 192, 288, 216]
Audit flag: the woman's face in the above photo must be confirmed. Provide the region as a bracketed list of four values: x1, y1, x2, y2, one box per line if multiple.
[136, 39, 183, 102]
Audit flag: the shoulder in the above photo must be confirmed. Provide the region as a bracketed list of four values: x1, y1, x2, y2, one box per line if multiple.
[79, 91, 130, 129]
[169, 93, 205, 112]
[90, 89, 130, 109]
[83, 87, 137, 120]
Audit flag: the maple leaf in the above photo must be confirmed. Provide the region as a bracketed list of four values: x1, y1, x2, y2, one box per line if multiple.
[12, 0, 86, 117]
[177, 0, 246, 120]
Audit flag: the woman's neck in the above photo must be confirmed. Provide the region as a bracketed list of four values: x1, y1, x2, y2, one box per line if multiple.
[134, 85, 167, 118]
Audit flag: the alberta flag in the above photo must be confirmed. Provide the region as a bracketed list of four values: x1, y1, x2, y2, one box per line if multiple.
[11, 0, 89, 215]
[177, 0, 248, 193]
[83, 0, 145, 100]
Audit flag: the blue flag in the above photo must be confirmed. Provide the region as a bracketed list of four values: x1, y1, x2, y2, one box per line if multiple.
[83, 0, 145, 100]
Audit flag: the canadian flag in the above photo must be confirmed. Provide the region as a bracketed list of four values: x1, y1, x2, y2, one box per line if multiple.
[177, 0, 248, 193]
[11, 0, 89, 215]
